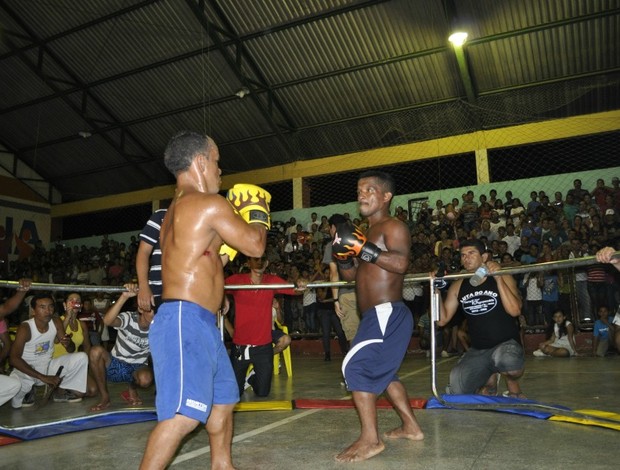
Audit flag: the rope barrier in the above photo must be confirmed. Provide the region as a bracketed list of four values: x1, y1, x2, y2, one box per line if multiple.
[0, 252, 615, 293]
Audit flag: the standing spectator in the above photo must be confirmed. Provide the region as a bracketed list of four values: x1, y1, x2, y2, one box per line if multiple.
[522, 272, 543, 327]
[461, 191, 479, 233]
[540, 271, 560, 327]
[136, 208, 167, 313]
[316, 280, 348, 362]
[567, 178, 590, 204]
[300, 268, 319, 333]
[225, 256, 300, 397]
[591, 178, 612, 209]
[323, 214, 359, 348]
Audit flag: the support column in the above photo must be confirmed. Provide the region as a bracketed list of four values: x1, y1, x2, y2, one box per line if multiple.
[292, 177, 309, 209]
[475, 148, 490, 185]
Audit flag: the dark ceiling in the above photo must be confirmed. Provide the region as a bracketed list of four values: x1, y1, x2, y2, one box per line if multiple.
[0, 0, 618, 204]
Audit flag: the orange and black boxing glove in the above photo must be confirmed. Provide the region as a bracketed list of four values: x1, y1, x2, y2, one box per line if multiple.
[226, 183, 271, 229]
[332, 223, 382, 268]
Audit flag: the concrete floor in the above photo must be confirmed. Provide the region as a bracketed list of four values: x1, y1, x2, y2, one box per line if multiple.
[1, 352, 619, 470]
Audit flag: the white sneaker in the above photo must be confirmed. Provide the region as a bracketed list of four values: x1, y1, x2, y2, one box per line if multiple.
[244, 369, 255, 390]
[533, 349, 546, 357]
[441, 350, 450, 358]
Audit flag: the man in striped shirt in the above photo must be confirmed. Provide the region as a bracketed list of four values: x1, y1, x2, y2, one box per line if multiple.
[89, 283, 154, 411]
[137, 208, 166, 313]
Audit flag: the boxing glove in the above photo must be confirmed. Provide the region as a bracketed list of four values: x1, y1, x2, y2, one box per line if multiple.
[227, 184, 271, 229]
[219, 243, 238, 261]
[332, 223, 382, 264]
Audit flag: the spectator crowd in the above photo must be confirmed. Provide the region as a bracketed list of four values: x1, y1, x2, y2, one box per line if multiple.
[1, 177, 619, 344]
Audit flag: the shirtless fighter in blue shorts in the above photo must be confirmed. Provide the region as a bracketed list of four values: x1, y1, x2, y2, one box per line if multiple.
[331, 170, 424, 462]
[140, 131, 270, 470]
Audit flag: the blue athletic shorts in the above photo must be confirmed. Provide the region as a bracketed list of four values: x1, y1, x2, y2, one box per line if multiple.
[341, 301, 413, 394]
[149, 300, 239, 423]
[106, 356, 145, 383]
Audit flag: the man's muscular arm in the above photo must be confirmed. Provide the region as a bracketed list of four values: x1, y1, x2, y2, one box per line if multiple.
[487, 261, 522, 316]
[370, 220, 410, 274]
[436, 279, 461, 327]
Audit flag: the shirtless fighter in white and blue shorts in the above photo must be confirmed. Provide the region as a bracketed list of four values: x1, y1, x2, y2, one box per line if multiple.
[329, 171, 424, 463]
[342, 301, 412, 394]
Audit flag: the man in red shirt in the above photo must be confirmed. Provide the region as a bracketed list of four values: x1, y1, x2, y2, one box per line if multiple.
[225, 256, 299, 397]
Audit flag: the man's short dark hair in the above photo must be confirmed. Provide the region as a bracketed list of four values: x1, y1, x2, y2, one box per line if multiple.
[328, 214, 347, 227]
[164, 130, 212, 176]
[30, 293, 54, 309]
[358, 170, 395, 195]
[459, 239, 486, 255]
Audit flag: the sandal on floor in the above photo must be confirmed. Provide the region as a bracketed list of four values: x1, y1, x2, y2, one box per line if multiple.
[120, 390, 143, 406]
[502, 391, 527, 399]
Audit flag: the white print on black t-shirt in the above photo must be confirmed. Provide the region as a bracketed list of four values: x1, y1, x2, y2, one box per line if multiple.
[460, 290, 498, 316]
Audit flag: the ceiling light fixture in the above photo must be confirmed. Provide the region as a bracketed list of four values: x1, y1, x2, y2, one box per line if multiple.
[448, 31, 468, 47]
[235, 87, 250, 99]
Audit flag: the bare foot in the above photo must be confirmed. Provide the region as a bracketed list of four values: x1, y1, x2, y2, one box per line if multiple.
[90, 401, 110, 412]
[384, 426, 424, 441]
[335, 439, 385, 462]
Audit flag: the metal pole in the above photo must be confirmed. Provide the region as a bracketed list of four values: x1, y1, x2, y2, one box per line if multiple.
[1, 252, 615, 292]
[427, 252, 620, 425]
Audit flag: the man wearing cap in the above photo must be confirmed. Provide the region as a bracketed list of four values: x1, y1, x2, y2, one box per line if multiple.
[603, 208, 618, 239]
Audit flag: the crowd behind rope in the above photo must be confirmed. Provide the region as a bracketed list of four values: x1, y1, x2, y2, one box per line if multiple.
[1, 177, 619, 345]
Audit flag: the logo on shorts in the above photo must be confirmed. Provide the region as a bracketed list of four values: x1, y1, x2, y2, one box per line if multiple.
[186, 398, 208, 412]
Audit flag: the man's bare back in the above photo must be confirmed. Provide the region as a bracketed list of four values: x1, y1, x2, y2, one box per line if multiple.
[160, 190, 227, 314]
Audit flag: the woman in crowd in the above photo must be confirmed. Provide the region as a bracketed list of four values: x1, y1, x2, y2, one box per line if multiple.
[52, 291, 97, 397]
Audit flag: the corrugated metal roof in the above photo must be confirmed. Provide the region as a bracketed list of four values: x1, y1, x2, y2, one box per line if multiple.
[0, 0, 618, 202]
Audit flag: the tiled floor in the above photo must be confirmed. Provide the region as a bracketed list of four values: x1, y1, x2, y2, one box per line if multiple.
[1, 352, 619, 469]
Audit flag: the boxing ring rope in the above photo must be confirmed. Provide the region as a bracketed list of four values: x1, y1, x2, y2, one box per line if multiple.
[1, 252, 619, 422]
[0, 252, 613, 293]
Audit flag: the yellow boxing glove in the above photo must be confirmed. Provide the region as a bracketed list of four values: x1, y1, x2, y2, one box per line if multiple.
[219, 243, 238, 261]
[227, 184, 271, 229]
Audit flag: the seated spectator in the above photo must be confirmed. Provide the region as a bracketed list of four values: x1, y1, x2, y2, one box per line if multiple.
[89, 283, 154, 411]
[477, 219, 498, 242]
[77, 297, 103, 346]
[53, 291, 97, 398]
[0, 318, 11, 373]
[0, 281, 32, 407]
[10, 293, 88, 408]
[533, 310, 577, 357]
[592, 306, 615, 357]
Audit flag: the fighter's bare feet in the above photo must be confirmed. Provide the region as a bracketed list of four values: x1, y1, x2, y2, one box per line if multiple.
[384, 425, 424, 441]
[334, 439, 385, 462]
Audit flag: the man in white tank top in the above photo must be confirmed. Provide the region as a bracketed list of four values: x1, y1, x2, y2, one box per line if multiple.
[10, 293, 88, 408]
